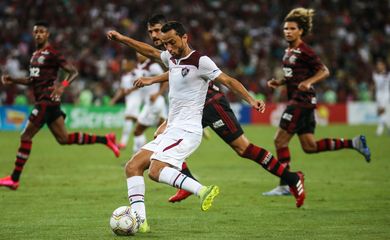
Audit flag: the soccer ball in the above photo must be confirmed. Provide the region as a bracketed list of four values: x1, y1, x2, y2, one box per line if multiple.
[109, 206, 140, 236]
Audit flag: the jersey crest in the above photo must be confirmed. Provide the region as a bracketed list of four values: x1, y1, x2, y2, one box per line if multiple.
[181, 67, 189, 77]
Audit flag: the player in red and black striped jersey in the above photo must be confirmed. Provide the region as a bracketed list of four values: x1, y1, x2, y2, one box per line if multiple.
[111, 14, 305, 209]
[0, 21, 120, 190]
[263, 8, 371, 196]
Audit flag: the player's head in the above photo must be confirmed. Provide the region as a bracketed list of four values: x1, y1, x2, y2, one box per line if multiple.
[147, 14, 167, 49]
[33, 20, 50, 47]
[283, 8, 314, 43]
[160, 21, 188, 58]
[375, 59, 387, 73]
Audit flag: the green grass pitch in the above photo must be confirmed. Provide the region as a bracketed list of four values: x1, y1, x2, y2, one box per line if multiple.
[0, 125, 389, 239]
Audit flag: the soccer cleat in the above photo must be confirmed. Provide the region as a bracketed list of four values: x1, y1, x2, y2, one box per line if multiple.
[0, 175, 19, 190]
[138, 219, 151, 233]
[199, 185, 220, 211]
[262, 185, 291, 196]
[352, 135, 371, 162]
[289, 171, 305, 208]
[106, 133, 120, 158]
[168, 189, 193, 203]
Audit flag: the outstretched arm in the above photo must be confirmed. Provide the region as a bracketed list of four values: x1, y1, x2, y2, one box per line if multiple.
[107, 30, 162, 63]
[214, 72, 265, 113]
[133, 71, 169, 88]
[1, 75, 31, 85]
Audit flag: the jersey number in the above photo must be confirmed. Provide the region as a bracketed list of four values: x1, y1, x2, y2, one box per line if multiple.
[30, 67, 40, 77]
[283, 67, 293, 77]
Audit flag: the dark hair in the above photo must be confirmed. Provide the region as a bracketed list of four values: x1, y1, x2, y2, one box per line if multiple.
[161, 21, 186, 37]
[34, 20, 49, 28]
[147, 14, 167, 26]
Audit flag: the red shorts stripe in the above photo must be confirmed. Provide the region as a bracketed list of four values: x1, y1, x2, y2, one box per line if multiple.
[163, 139, 183, 152]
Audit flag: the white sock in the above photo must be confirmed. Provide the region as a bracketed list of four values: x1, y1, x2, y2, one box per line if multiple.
[158, 167, 203, 196]
[127, 176, 146, 220]
[120, 120, 134, 146]
[133, 134, 146, 153]
[377, 114, 386, 135]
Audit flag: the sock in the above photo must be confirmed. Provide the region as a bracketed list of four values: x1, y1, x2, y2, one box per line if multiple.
[242, 144, 297, 186]
[180, 162, 197, 181]
[316, 138, 353, 152]
[67, 132, 107, 145]
[11, 140, 32, 182]
[277, 147, 291, 186]
[133, 134, 146, 153]
[158, 167, 203, 196]
[127, 176, 146, 220]
[120, 120, 134, 146]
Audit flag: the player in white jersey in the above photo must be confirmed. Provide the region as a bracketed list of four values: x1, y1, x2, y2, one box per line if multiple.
[132, 52, 167, 153]
[110, 59, 143, 149]
[372, 59, 390, 136]
[107, 21, 265, 232]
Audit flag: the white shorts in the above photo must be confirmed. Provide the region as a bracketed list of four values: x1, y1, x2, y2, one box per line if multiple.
[124, 94, 143, 118]
[138, 96, 167, 126]
[142, 127, 202, 170]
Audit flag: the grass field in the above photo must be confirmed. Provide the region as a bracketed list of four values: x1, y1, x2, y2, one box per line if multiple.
[0, 125, 389, 239]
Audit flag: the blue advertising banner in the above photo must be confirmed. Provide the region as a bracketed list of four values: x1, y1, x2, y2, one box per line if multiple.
[0, 106, 29, 131]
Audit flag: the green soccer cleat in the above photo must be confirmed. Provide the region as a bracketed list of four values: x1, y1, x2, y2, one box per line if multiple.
[199, 185, 220, 211]
[138, 219, 150, 233]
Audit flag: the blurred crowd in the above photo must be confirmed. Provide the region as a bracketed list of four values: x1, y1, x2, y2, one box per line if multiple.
[1, 0, 389, 105]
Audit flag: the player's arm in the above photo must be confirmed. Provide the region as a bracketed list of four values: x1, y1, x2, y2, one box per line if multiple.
[1, 75, 31, 85]
[214, 73, 265, 113]
[107, 30, 162, 63]
[267, 78, 286, 89]
[133, 71, 169, 88]
[110, 88, 126, 105]
[298, 65, 330, 91]
[50, 62, 79, 101]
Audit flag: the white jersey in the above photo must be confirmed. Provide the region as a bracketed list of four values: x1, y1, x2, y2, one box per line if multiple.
[120, 70, 143, 117]
[160, 50, 222, 134]
[373, 72, 390, 107]
[135, 59, 164, 103]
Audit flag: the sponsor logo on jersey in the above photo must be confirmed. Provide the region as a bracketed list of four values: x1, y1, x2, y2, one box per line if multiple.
[41, 50, 50, 55]
[212, 119, 225, 129]
[37, 56, 45, 64]
[181, 67, 189, 77]
[32, 109, 39, 116]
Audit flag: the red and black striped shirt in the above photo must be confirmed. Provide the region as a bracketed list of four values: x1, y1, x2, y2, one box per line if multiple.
[29, 44, 67, 104]
[282, 41, 324, 108]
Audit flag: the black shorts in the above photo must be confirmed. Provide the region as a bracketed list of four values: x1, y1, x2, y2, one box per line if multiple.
[29, 103, 66, 128]
[202, 94, 244, 143]
[279, 105, 316, 135]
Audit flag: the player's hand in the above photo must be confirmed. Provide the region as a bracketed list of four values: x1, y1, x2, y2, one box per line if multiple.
[252, 99, 266, 113]
[267, 78, 281, 89]
[1, 75, 13, 85]
[134, 77, 153, 88]
[150, 93, 159, 103]
[50, 86, 65, 102]
[106, 30, 123, 41]
[298, 81, 312, 92]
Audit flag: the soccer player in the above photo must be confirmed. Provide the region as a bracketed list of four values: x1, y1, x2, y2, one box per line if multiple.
[0, 21, 120, 190]
[145, 14, 305, 205]
[107, 21, 307, 232]
[131, 52, 167, 153]
[110, 59, 140, 149]
[262, 8, 371, 196]
[372, 59, 390, 136]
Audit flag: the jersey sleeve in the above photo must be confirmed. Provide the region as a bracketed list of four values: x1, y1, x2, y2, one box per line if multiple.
[199, 56, 222, 81]
[160, 51, 171, 68]
[302, 48, 324, 72]
[149, 63, 164, 76]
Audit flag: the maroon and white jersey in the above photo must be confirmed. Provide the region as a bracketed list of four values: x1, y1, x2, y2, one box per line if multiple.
[282, 41, 324, 108]
[29, 44, 67, 104]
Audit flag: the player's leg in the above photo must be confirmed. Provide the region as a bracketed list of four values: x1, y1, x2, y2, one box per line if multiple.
[47, 108, 119, 157]
[132, 123, 148, 153]
[118, 116, 136, 149]
[0, 121, 40, 189]
[124, 149, 152, 232]
[376, 106, 386, 136]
